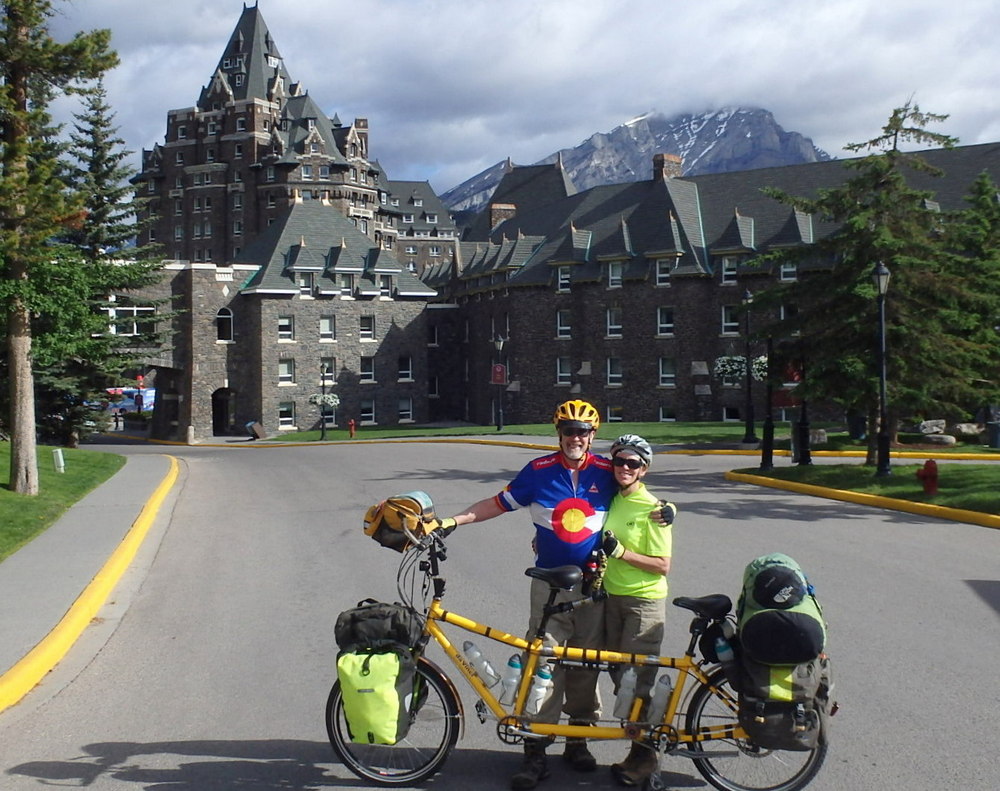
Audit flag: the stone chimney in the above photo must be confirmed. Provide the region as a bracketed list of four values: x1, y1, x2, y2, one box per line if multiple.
[653, 153, 683, 181]
[490, 202, 517, 228]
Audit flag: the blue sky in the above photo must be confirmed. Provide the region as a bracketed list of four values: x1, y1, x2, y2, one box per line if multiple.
[49, 0, 1000, 193]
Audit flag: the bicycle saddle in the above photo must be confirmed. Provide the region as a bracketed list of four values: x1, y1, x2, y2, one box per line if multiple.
[525, 565, 582, 590]
[672, 594, 733, 620]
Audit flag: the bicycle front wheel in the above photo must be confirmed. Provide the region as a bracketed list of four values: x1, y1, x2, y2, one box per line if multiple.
[685, 669, 826, 791]
[326, 656, 462, 786]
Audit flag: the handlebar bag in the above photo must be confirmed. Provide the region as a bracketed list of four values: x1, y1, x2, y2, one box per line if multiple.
[363, 491, 436, 552]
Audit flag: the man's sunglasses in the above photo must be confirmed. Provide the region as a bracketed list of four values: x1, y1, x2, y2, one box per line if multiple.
[560, 427, 592, 437]
[612, 456, 645, 469]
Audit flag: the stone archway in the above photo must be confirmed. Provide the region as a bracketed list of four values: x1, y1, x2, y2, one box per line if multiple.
[211, 388, 237, 436]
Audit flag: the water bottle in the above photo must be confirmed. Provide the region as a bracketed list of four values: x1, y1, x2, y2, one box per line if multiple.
[463, 641, 500, 688]
[524, 664, 554, 715]
[714, 635, 741, 688]
[499, 654, 523, 705]
[647, 673, 673, 724]
[613, 666, 638, 719]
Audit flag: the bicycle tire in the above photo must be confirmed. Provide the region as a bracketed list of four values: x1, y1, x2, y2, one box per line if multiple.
[326, 656, 461, 786]
[684, 668, 826, 791]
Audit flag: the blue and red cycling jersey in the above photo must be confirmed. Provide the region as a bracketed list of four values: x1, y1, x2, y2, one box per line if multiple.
[494, 451, 617, 569]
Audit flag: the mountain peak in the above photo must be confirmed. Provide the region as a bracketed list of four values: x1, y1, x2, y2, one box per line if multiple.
[440, 106, 830, 213]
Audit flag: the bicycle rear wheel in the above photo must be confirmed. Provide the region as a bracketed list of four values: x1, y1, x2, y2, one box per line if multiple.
[326, 656, 461, 786]
[684, 669, 826, 791]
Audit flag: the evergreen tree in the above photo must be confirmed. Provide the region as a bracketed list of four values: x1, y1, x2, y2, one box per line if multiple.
[1, 0, 117, 493]
[66, 77, 155, 262]
[755, 103, 1000, 462]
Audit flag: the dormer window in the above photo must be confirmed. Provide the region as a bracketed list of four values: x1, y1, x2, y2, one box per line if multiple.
[234, 73, 244, 87]
[403, 214, 414, 223]
[307, 118, 316, 130]
[655, 259, 672, 286]
[426, 213, 438, 224]
[413, 198, 423, 207]
[720, 256, 739, 284]
[607, 261, 624, 288]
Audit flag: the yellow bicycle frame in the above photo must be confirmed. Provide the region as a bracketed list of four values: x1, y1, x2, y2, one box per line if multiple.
[424, 598, 745, 745]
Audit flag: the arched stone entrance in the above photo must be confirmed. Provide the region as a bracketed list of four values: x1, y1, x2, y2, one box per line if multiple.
[211, 388, 237, 435]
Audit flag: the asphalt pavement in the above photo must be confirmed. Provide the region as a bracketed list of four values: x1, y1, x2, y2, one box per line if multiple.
[0, 451, 176, 711]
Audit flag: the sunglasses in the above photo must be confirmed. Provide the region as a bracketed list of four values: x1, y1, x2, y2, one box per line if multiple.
[560, 427, 592, 437]
[612, 456, 645, 470]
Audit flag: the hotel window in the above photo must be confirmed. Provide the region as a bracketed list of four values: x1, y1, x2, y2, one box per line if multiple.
[606, 357, 623, 386]
[557, 266, 571, 292]
[319, 165, 330, 179]
[722, 305, 740, 335]
[379, 275, 392, 296]
[659, 357, 677, 387]
[175, 152, 184, 165]
[360, 315, 376, 340]
[655, 259, 672, 286]
[398, 355, 413, 381]
[426, 213, 438, 224]
[301, 164, 313, 181]
[659, 405, 677, 422]
[556, 309, 571, 339]
[405, 245, 417, 255]
[234, 143, 243, 159]
[206, 149, 215, 163]
[266, 166, 275, 183]
[277, 315, 295, 341]
[278, 358, 296, 384]
[657, 306, 675, 335]
[360, 356, 375, 382]
[278, 401, 295, 429]
[360, 398, 376, 424]
[174, 199, 182, 216]
[236, 118, 247, 132]
[429, 245, 441, 257]
[403, 213, 414, 223]
[556, 357, 572, 385]
[232, 220, 242, 236]
[339, 273, 354, 295]
[107, 300, 156, 337]
[607, 261, 623, 288]
[173, 226, 183, 241]
[398, 397, 414, 422]
[606, 307, 623, 338]
[177, 125, 187, 139]
[232, 194, 242, 210]
[321, 358, 336, 385]
[721, 256, 739, 284]
[296, 271, 314, 295]
[319, 315, 336, 341]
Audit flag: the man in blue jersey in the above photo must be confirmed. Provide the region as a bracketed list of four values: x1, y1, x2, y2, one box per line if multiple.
[440, 400, 614, 789]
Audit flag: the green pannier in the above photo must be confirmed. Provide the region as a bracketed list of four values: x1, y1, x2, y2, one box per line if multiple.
[336, 647, 416, 745]
[736, 553, 825, 665]
[738, 654, 833, 751]
[335, 600, 424, 745]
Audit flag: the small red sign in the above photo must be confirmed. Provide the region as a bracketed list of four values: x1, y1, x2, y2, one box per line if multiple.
[490, 363, 507, 385]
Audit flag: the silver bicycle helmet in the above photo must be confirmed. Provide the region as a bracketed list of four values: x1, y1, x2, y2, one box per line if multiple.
[610, 434, 653, 466]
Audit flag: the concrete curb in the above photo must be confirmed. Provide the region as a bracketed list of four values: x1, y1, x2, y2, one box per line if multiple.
[0, 455, 180, 714]
[725, 470, 1000, 530]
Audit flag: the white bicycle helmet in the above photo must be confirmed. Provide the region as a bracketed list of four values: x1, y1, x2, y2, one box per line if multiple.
[610, 434, 653, 466]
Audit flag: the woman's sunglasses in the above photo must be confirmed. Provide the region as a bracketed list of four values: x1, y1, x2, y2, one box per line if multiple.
[612, 456, 645, 470]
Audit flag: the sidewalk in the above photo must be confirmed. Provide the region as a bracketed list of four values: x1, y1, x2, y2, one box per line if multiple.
[0, 453, 176, 705]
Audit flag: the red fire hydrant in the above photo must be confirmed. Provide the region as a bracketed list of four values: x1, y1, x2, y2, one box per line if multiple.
[348, 418, 356, 439]
[916, 459, 938, 496]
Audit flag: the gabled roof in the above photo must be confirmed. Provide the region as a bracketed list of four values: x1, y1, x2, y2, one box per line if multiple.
[199, 4, 294, 107]
[237, 201, 435, 297]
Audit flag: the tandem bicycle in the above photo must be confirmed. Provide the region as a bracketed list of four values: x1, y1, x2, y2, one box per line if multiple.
[325, 523, 828, 791]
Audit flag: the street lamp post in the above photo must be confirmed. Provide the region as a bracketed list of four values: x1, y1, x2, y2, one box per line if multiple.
[759, 335, 774, 471]
[874, 261, 892, 477]
[741, 289, 759, 444]
[494, 335, 507, 431]
[320, 364, 329, 441]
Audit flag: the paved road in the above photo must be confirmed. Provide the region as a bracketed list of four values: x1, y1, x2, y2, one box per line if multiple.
[0, 440, 997, 790]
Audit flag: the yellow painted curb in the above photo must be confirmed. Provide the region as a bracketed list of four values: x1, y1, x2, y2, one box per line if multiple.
[725, 470, 1000, 530]
[0, 455, 180, 713]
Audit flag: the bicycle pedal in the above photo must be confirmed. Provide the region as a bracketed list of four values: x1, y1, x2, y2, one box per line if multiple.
[475, 699, 488, 723]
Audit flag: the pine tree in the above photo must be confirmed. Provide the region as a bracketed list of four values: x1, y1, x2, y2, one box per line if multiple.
[755, 103, 1000, 463]
[66, 78, 156, 263]
[1, 0, 117, 493]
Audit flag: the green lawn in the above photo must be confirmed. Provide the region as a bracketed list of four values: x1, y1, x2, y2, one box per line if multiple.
[0, 445, 125, 562]
[270, 421, 828, 445]
[735, 462, 1000, 515]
